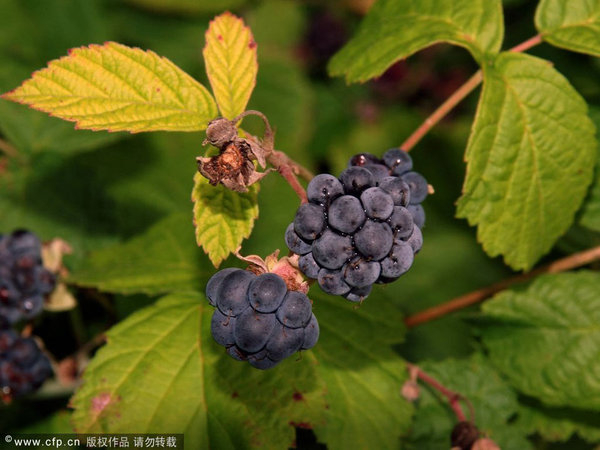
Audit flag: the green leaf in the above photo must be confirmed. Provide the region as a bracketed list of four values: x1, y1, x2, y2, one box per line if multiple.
[192, 172, 259, 268]
[456, 52, 597, 270]
[579, 107, 600, 232]
[124, 0, 245, 15]
[69, 213, 212, 295]
[535, 0, 600, 57]
[70, 290, 411, 449]
[203, 12, 258, 120]
[580, 151, 600, 232]
[310, 292, 413, 450]
[2, 42, 217, 133]
[70, 293, 253, 448]
[328, 0, 504, 83]
[516, 397, 600, 444]
[479, 271, 600, 410]
[405, 354, 531, 450]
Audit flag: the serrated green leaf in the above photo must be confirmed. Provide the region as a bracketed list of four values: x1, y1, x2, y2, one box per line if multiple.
[124, 0, 245, 15]
[70, 288, 411, 449]
[516, 397, 600, 444]
[580, 151, 600, 232]
[192, 172, 259, 268]
[405, 354, 531, 450]
[579, 107, 600, 232]
[328, 0, 504, 83]
[480, 271, 600, 410]
[2, 42, 217, 133]
[311, 292, 413, 450]
[203, 12, 258, 120]
[69, 213, 212, 295]
[456, 52, 597, 270]
[71, 292, 326, 449]
[70, 293, 253, 448]
[535, 0, 600, 57]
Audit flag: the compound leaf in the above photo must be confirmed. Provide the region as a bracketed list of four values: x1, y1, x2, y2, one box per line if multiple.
[456, 52, 596, 270]
[203, 12, 258, 120]
[2, 42, 217, 133]
[479, 271, 600, 410]
[536, 0, 600, 56]
[329, 0, 503, 83]
[68, 213, 211, 295]
[192, 172, 259, 268]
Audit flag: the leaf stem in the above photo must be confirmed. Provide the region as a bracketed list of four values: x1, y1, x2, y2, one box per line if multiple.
[400, 34, 543, 152]
[406, 362, 472, 422]
[508, 34, 543, 53]
[401, 71, 482, 152]
[237, 109, 313, 202]
[405, 244, 600, 328]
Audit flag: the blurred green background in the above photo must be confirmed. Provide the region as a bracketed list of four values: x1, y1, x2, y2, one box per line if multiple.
[1, 0, 599, 448]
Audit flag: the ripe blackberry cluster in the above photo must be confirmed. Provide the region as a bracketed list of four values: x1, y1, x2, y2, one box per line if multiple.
[206, 269, 319, 370]
[0, 329, 52, 398]
[285, 148, 427, 302]
[0, 230, 56, 324]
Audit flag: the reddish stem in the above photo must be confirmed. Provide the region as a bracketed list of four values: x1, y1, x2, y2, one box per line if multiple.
[400, 34, 543, 152]
[401, 71, 482, 152]
[508, 34, 543, 53]
[405, 244, 600, 328]
[277, 163, 308, 204]
[407, 362, 470, 422]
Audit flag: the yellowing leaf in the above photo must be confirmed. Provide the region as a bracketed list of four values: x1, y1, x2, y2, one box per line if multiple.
[192, 172, 259, 267]
[2, 42, 217, 133]
[203, 12, 258, 119]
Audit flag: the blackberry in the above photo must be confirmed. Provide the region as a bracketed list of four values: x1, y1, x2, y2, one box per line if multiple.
[0, 329, 53, 399]
[285, 148, 428, 301]
[0, 231, 56, 324]
[205, 270, 318, 370]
